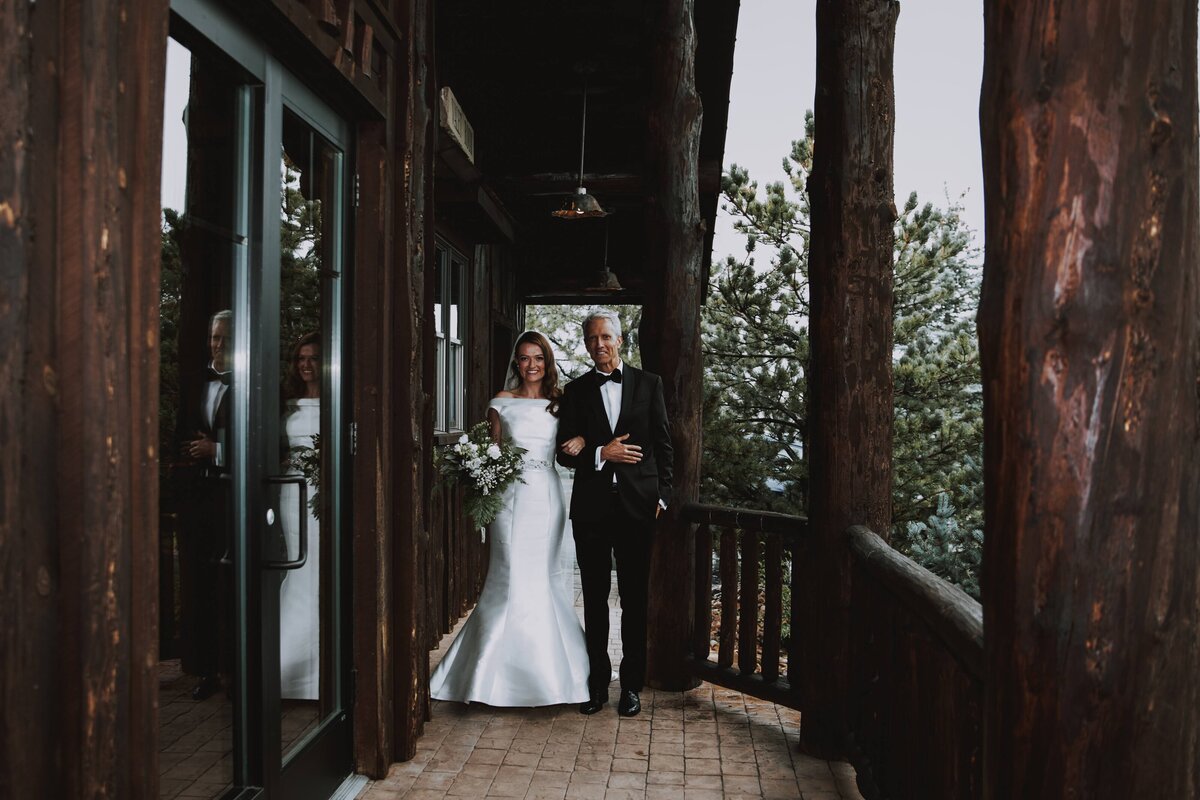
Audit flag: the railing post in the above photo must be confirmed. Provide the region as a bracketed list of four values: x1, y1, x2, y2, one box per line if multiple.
[692, 524, 713, 661]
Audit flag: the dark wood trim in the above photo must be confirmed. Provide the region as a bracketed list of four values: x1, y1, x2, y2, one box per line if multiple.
[351, 118, 394, 777]
[1, 0, 169, 795]
[799, 0, 899, 757]
[390, 0, 436, 762]
[641, 0, 706, 693]
[845, 526, 982, 679]
[979, 0, 1200, 794]
[681, 502, 808, 537]
[684, 656, 796, 709]
[1, 0, 55, 794]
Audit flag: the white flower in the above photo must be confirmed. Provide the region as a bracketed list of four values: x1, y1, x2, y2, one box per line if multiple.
[458, 434, 469, 444]
[487, 444, 501, 459]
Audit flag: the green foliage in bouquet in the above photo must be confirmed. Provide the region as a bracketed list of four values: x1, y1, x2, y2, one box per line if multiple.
[289, 433, 321, 516]
[436, 421, 527, 529]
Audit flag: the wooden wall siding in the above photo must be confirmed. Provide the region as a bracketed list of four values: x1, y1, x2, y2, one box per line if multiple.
[0, 0, 169, 796]
[390, 0, 437, 763]
[258, 0, 389, 115]
[799, 0, 899, 756]
[640, 0, 706, 692]
[979, 1, 1200, 796]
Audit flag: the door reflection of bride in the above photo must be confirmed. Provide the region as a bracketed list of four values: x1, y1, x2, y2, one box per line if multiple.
[280, 332, 321, 700]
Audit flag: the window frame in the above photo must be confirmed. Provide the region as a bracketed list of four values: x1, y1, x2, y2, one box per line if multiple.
[433, 240, 468, 433]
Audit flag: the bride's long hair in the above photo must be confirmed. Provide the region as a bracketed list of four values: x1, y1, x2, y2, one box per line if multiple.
[505, 330, 563, 415]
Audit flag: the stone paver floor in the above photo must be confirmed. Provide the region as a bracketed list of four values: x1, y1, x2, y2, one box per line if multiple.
[356, 570, 862, 800]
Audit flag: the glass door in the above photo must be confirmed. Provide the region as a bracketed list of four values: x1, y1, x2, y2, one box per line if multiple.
[158, 4, 352, 798]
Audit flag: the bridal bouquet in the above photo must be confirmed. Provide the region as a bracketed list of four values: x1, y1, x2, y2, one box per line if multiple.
[436, 421, 526, 528]
[288, 433, 321, 516]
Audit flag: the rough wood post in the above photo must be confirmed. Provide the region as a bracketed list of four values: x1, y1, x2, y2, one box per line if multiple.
[392, 0, 436, 762]
[642, 0, 705, 691]
[352, 117, 395, 777]
[1, 0, 169, 795]
[800, 0, 898, 756]
[979, 1, 1200, 795]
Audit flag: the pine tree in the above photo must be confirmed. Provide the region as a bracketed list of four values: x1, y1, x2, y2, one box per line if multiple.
[705, 111, 984, 587]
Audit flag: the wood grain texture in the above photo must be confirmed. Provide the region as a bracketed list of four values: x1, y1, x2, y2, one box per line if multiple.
[391, 0, 436, 761]
[979, 0, 1200, 795]
[800, 0, 899, 756]
[641, 0, 705, 692]
[352, 119, 395, 778]
[2, 0, 168, 795]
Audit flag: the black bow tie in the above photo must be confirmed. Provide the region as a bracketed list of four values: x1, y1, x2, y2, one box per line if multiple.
[597, 368, 622, 385]
[206, 367, 232, 386]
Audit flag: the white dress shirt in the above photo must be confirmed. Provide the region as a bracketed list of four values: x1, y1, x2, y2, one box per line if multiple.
[594, 359, 622, 474]
[204, 362, 230, 466]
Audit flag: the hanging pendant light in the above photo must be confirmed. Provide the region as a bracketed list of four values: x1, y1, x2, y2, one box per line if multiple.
[552, 79, 608, 220]
[591, 216, 623, 290]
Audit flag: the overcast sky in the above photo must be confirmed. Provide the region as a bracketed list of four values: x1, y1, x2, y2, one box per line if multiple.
[165, 3, 987, 259]
[712, 0, 986, 264]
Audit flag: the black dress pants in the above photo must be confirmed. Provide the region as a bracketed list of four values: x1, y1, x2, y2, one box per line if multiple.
[572, 493, 653, 695]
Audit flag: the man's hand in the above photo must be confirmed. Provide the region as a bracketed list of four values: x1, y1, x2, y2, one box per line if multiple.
[656, 505, 663, 519]
[601, 433, 642, 464]
[185, 432, 216, 461]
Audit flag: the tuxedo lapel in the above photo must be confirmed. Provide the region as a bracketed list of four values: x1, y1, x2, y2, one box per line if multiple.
[588, 371, 613, 437]
[616, 364, 636, 432]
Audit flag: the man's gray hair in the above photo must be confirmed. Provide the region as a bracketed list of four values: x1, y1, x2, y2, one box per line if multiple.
[211, 309, 233, 327]
[582, 309, 622, 339]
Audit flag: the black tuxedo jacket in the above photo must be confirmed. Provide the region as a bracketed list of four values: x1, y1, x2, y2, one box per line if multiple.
[555, 364, 673, 526]
[176, 369, 231, 474]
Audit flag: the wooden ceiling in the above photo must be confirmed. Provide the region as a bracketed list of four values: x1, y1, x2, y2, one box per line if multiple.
[435, 1, 739, 301]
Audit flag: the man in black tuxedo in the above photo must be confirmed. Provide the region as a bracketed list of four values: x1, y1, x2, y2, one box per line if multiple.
[556, 310, 673, 717]
[176, 309, 233, 700]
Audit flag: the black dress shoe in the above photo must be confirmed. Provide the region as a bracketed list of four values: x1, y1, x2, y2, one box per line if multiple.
[191, 675, 218, 701]
[579, 691, 607, 715]
[617, 690, 641, 717]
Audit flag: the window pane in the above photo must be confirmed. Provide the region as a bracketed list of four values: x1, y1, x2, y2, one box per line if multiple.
[449, 259, 462, 342]
[434, 248, 445, 337]
[435, 337, 447, 431]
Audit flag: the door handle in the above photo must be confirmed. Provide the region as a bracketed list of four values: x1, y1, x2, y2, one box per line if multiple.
[261, 474, 308, 570]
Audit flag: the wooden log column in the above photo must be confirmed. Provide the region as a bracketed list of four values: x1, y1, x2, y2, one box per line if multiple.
[979, 1, 1200, 796]
[1, 0, 169, 795]
[352, 116, 395, 776]
[800, 0, 899, 755]
[391, 0, 437, 762]
[641, 0, 706, 691]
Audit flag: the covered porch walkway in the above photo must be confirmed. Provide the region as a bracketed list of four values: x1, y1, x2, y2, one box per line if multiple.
[356, 571, 862, 800]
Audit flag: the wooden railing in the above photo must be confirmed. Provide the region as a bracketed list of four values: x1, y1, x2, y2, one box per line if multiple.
[682, 503, 983, 799]
[682, 502, 808, 708]
[843, 525, 983, 799]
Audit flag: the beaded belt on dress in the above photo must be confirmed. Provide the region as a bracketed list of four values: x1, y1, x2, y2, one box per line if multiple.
[523, 457, 553, 472]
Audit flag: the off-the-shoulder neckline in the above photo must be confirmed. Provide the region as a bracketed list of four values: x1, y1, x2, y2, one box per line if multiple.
[491, 396, 548, 401]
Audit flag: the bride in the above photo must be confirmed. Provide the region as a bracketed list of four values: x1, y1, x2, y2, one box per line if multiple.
[429, 330, 590, 706]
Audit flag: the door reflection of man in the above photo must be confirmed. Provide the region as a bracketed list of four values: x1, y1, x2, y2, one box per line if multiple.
[177, 309, 234, 701]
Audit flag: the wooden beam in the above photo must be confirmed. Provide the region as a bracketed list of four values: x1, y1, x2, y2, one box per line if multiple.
[799, 0, 899, 757]
[499, 169, 722, 198]
[979, 1, 1200, 795]
[1, 0, 169, 795]
[391, 0, 436, 763]
[351, 118, 394, 778]
[641, 0, 705, 692]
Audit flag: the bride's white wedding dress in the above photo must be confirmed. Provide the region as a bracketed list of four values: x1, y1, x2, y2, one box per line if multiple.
[429, 397, 589, 706]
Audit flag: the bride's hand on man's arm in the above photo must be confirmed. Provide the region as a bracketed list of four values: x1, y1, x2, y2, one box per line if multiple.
[560, 436, 585, 456]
